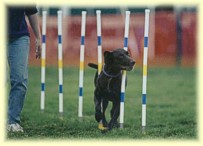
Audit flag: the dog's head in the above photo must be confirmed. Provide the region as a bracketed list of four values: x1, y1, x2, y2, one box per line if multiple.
[104, 48, 135, 71]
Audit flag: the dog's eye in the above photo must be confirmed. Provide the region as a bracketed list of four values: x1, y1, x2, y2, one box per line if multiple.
[120, 54, 124, 58]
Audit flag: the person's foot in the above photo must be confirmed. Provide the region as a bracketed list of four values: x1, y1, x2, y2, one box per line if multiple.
[7, 123, 24, 132]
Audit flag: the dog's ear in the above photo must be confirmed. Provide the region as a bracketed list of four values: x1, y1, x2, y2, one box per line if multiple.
[104, 51, 112, 57]
[104, 51, 113, 64]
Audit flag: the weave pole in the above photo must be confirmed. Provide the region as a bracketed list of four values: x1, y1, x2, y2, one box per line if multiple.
[142, 9, 150, 131]
[96, 10, 104, 129]
[78, 11, 87, 118]
[57, 10, 63, 115]
[120, 11, 130, 129]
[96, 10, 102, 74]
[40, 11, 47, 112]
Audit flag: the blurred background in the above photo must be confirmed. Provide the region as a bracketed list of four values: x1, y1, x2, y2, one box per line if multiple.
[28, 6, 197, 67]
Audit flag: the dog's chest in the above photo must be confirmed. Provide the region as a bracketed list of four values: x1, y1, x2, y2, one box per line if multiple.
[98, 77, 121, 98]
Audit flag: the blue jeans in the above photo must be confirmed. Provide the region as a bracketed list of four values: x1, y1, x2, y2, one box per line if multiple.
[7, 36, 30, 124]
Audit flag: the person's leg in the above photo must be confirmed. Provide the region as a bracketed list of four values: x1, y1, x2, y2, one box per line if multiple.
[7, 36, 30, 125]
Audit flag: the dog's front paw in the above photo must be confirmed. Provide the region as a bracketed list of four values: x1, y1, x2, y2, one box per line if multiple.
[98, 123, 108, 130]
[107, 122, 115, 131]
[113, 121, 120, 128]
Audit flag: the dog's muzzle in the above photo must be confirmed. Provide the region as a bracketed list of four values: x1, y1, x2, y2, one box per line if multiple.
[121, 60, 136, 71]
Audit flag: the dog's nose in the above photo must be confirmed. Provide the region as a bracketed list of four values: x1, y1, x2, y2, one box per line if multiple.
[131, 60, 136, 66]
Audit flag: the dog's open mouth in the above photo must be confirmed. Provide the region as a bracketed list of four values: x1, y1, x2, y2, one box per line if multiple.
[126, 66, 134, 71]
[120, 65, 134, 71]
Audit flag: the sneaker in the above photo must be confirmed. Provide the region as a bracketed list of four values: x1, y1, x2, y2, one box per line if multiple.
[7, 123, 24, 132]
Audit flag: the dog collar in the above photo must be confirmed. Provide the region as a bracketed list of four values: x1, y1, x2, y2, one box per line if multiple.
[102, 66, 121, 78]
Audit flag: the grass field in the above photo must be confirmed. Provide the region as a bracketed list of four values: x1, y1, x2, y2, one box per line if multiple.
[7, 66, 197, 140]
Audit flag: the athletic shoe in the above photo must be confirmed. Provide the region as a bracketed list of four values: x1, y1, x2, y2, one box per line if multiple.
[7, 123, 24, 132]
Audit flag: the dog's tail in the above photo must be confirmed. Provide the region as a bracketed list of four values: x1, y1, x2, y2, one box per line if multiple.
[88, 63, 98, 69]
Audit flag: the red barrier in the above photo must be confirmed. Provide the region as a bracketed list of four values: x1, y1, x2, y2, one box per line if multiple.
[155, 12, 177, 56]
[182, 12, 196, 57]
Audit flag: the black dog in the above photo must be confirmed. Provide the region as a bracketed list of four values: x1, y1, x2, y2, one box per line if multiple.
[88, 48, 135, 130]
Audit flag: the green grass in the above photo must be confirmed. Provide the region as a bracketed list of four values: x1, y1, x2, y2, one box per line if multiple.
[7, 66, 197, 140]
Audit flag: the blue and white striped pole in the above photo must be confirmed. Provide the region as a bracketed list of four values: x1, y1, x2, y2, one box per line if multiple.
[40, 11, 47, 111]
[57, 10, 63, 115]
[96, 10, 104, 129]
[78, 11, 87, 118]
[142, 9, 150, 130]
[120, 11, 130, 128]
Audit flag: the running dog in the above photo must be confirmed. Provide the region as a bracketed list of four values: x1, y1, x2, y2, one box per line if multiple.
[88, 48, 135, 130]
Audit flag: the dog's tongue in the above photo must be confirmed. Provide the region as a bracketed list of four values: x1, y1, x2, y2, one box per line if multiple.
[120, 66, 126, 70]
[120, 66, 133, 71]
[126, 66, 133, 71]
